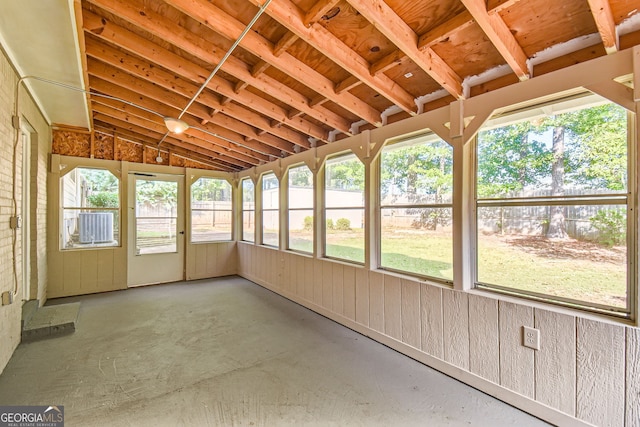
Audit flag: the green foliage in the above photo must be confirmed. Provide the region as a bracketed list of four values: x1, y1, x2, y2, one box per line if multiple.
[136, 180, 177, 207]
[590, 209, 626, 247]
[303, 215, 313, 231]
[326, 155, 364, 191]
[326, 218, 334, 230]
[289, 165, 313, 187]
[87, 192, 119, 208]
[335, 218, 351, 230]
[192, 177, 230, 202]
[381, 140, 452, 203]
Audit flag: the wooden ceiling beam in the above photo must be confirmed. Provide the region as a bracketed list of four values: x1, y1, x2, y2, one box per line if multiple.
[88, 78, 298, 163]
[87, 66, 272, 162]
[369, 11, 473, 79]
[162, 0, 383, 126]
[586, 0, 618, 54]
[88, 57, 293, 155]
[335, 75, 361, 95]
[273, 32, 299, 57]
[82, 17, 315, 147]
[418, 11, 475, 49]
[487, 0, 524, 14]
[345, 0, 464, 99]
[303, 0, 341, 27]
[93, 106, 264, 166]
[247, 0, 416, 116]
[93, 121, 239, 171]
[251, 60, 271, 77]
[84, 2, 346, 136]
[459, 0, 530, 80]
[92, 110, 255, 168]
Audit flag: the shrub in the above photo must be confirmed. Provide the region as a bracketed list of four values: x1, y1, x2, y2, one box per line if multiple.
[590, 209, 626, 247]
[87, 191, 119, 208]
[303, 215, 313, 231]
[326, 218, 334, 230]
[335, 218, 351, 230]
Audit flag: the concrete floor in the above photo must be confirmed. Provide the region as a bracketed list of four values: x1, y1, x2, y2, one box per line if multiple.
[0, 277, 550, 426]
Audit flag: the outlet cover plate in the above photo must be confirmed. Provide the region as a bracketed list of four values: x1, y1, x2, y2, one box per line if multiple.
[523, 326, 540, 350]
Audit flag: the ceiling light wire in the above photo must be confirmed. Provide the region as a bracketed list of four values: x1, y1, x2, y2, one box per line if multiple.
[157, 0, 273, 147]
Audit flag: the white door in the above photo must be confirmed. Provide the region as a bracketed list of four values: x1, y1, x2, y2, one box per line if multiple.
[128, 173, 185, 287]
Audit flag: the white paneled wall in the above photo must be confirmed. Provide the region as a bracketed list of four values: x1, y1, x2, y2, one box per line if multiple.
[237, 243, 639, 426]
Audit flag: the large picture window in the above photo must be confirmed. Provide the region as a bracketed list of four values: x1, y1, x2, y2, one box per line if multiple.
[476, 94, 631, 315]
[191, 177, 232, 242]
[324, 153, 365, 263]
[241, 179, 255, 242]
[288, 165, 314, 253]
[380, 135, 453, 281]
[61, 167, 120, 249]
[261, 173, 279, 247]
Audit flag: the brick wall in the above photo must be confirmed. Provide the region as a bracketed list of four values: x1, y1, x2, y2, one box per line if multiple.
[0, 47, 50, 374]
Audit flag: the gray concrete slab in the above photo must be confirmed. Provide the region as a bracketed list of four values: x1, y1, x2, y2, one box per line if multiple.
[0, 277, 550, 426]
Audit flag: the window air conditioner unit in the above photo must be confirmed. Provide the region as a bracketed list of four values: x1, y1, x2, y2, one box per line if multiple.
[78, 212, 113, 243]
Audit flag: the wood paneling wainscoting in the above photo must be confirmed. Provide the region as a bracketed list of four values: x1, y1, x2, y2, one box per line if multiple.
[237, 242, 639, 427]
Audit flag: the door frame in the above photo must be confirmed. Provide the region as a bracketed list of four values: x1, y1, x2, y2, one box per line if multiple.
[127, 172, 186, 287]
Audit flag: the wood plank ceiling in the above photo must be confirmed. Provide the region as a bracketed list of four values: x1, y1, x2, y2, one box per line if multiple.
[80, 0, 640, 171]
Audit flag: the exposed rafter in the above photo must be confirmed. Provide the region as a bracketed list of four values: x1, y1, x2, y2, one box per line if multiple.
[586, 0, 618, 54]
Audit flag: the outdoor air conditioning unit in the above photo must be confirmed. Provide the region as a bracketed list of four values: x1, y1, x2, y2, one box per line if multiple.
[78, 212, 113, 244]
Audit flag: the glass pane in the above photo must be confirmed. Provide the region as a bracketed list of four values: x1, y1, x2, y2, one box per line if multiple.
[61, 167, 120, 249]
[242, 179, 254, 209]
[135, 179, 178, 255]
[325, 154, 364, 208]
[242, 211, 255, 242]
[381, 207, 453, 280]
[62, 209, 119, 249]
[477, 99, 628, 199]
[136, 217, 177, 254]
[191, 210, 232, 242]
[325, 208, 364, 263]
[289, 165, 313, 209]
[262, 210, 279, 247]
[62, 168, 119, 208]
[289, 209, 313, 252]
[477, 205, 627, 308]
[191, 178, 232, 242]
[262, 173, 279, 209]
[381, 138, 452, 204]
[191, 178, 231, 208]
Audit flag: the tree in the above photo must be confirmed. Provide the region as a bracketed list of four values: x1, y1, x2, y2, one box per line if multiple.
[381, 141, 452, 229]
[547, 125, 568, 238]
[477, 121, 550, 198]
[326, 157, 364, 191]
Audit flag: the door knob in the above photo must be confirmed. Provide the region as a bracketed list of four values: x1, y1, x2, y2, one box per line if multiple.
[179, 231, 185, 235]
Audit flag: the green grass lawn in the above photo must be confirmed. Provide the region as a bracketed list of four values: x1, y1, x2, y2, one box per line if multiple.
[291, 228, 627, 309]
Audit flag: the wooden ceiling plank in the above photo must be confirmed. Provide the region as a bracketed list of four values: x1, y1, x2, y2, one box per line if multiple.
[273, 32, 299, 57]
[303, 0, 342, 27]
[247, 0, 416, 116]
[459, 0, 530, 80]
[87, 65, 273, 161]
[161, 0, 383, 125]
[418, 10, 475, 49]
[370, 50, 408, 76]
[84, 2, 345, 136]
[92, 111, 255, 168]
[83, 17, 317, 146]
[586, 0, 618, 54]
[345, 0, 464, 100]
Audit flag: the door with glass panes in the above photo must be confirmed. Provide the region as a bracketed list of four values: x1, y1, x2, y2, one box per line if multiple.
[127, 173, 184, 286]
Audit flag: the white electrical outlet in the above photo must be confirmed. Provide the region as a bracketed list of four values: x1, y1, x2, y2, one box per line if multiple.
[522, 326, 540, 350]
